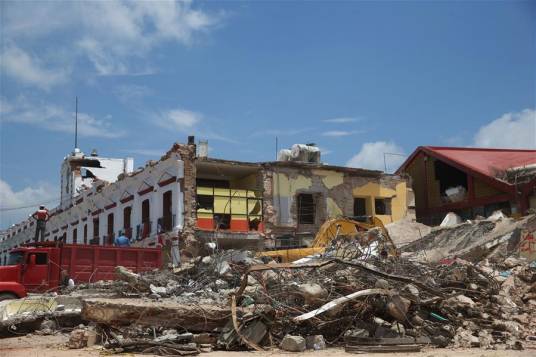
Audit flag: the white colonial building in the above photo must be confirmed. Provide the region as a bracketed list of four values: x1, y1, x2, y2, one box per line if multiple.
[0, 147, 186, 265]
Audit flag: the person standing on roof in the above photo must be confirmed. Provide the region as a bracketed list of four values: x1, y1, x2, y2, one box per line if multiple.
[32, 205, 49, 242]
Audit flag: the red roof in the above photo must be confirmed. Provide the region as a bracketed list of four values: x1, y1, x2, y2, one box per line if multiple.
[398, 146, 536, 183]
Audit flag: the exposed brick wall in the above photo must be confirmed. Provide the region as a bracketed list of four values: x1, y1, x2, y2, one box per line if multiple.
[170, 142, 198, 259]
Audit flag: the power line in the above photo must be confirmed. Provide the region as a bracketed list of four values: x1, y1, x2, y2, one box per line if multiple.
[383, 152, 407, 172]
[0, 198, 60, 212]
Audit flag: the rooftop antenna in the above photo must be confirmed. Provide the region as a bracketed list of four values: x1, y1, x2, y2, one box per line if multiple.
[74, 96, 78, 150]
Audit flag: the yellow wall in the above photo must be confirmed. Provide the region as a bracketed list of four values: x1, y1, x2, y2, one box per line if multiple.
[197, 186, 262, 219]
[352, 181, 407, 224]
[272, 170, 407, 225]
[312, 169, 344, 189]
[273, 173, 312, 197]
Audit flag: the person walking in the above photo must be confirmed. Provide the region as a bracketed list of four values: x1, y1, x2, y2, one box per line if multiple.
[32, 205, 49, 242]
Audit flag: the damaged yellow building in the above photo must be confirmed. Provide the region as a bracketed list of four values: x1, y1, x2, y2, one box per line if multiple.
[192, 142, 409, 250]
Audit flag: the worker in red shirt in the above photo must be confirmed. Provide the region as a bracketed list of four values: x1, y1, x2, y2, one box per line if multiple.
[32, 205, 49, 242]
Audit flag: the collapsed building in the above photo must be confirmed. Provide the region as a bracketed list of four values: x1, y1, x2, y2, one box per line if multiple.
[397, 146, 536, 225]
[0, 138, 409, 265]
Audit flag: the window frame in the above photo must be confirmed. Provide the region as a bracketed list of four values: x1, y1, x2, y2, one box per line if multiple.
[374, 197, 392, 215]
[353, 197, 367, 216]
[297, 193, 315, 225]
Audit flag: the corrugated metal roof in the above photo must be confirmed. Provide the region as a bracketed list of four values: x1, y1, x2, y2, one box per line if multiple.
[423, 147, 536, 177]
[397, 146, 536, 192]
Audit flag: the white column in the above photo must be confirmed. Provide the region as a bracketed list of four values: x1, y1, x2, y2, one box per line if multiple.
[151, 188, 162, 236]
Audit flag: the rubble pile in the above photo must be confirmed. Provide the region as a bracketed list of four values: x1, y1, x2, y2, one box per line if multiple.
[2, 215, 534, 355]
[402, 213, 536, 263]
[385, 216, 432, 247]
[65, 243, 535, 355]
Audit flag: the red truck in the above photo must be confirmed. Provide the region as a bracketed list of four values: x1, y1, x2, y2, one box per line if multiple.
[0, 242, 162, 300]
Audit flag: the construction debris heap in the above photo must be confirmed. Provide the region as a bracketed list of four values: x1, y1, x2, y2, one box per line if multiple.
[1, 212, 534, 355]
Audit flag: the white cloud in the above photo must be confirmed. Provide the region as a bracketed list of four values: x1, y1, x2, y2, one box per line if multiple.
[323, 117, 359, 123]
[3, 1, 221, 79]
[322, 130, 363, 137]
[346, 141, 406, 172]
[1, 45, 69, 90]
[152, 107, 238, 144]
[473, 109, 536, 149]
[1, 97, 125, 138]
[157, 108, 202, 129]
[0, 180, 59, 229]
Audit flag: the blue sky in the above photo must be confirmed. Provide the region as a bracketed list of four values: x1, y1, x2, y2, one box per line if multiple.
[1, 0, 535, 227]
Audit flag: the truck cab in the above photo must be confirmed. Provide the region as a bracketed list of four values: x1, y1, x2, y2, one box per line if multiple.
[0, 246, 62, 299]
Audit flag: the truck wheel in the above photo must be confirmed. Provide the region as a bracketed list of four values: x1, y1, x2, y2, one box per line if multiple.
[0, 293, 17, 301]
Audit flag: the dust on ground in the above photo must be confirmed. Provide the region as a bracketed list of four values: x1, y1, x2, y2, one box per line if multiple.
[1, 333, 534, 357]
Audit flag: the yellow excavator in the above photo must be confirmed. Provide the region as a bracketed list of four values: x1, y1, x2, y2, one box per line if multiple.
[257, 216, 399, 263]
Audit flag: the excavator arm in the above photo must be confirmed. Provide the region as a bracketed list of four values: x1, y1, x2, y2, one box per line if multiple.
[258, 216, 399, 263]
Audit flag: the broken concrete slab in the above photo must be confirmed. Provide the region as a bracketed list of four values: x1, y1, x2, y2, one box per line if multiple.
[0, 295, 82, 334]
[81, 298, 270, 332]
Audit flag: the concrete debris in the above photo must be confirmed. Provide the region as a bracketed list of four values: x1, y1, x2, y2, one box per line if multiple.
[385, 217, 432, 246]
[295, 283, 328, 305]
[67, 326, 97, 348]
[115, 265, 151, 292]
[0, 295, 82, 335]
[280, 334, 306, 352]
[445, 186, 467, 203]
[2, 216, 535, 354]
[440, 212, 463, 227]
[305, 334, 326, 350]
[402, 214, 535, 263]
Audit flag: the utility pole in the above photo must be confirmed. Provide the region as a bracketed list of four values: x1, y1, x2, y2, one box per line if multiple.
[74, 96, 78, 149]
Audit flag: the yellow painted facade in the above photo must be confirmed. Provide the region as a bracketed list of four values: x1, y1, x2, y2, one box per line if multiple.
[312, 169, 344, 189]
[196, 186, 262, 221]
[272, 170, 407, 225]
[352, 181, 407, 224]
[273, 173, 313, 197]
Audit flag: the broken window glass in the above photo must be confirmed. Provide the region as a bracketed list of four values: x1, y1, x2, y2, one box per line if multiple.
[197, 195, 214, 211]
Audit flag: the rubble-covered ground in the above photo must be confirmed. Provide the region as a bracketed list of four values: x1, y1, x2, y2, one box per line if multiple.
[2, 333, 536, 357]
[1, 213, 535, 356]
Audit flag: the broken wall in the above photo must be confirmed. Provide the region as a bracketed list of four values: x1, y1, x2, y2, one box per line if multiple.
[261, 164, 407, 238]
[170, 142, 198, 259]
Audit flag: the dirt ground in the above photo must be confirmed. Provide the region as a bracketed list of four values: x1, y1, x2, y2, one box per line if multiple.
[1, 333, 534, 357]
